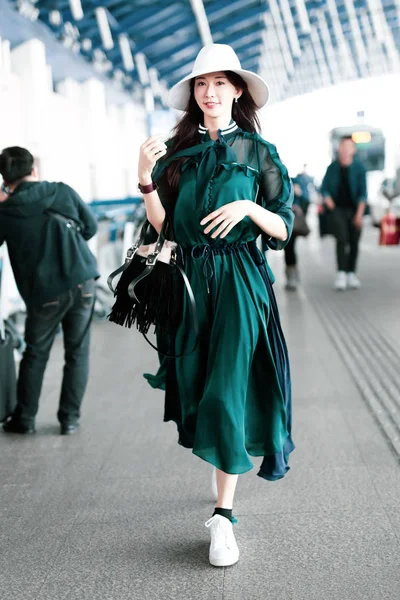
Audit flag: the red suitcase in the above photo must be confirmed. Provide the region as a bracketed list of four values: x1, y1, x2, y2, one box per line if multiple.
[379, 212, 400, 246]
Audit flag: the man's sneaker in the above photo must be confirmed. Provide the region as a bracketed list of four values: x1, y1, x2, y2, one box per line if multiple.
[334, 271, 347, 291]
[205, 515, 239, 567]
[347, 272, 361, 289]
[285, 266, 298, 291]
[211, 467, 218, 501]
[60, 422, 80, 435]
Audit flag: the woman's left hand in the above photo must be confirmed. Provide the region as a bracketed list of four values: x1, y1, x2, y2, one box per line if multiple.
[200, 200, 252, 239]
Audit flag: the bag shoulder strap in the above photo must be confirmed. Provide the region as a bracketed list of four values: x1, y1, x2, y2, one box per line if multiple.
[108, 218, 172, 294]
[142, 261, 199, 359]
[46, 210, 82, 233]
[107, 219, 151, 293]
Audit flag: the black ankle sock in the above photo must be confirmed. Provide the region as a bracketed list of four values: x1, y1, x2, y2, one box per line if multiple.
[213, 508, 233, 522]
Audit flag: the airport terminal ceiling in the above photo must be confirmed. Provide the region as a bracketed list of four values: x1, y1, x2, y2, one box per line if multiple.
[2, 0, 400, 103]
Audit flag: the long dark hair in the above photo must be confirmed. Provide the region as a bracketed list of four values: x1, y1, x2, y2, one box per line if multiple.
[164, 71, 261, 194]
[0, 147, 34, 184]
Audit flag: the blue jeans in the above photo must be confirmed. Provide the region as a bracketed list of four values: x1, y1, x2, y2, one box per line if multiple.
[14, 280, 95, 426]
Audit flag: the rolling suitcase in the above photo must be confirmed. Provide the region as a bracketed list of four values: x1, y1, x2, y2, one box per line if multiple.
[379, 212, 400, 246]
[0, 314, 17, 422]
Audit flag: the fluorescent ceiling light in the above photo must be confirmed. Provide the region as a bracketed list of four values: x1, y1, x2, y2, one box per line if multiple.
[343, 0, 367, 65]
[279, 0, 301, 57]
[82, 38, 92, 52]
[148, 67, 161, 97]
[135, 52, 150, 86]
[265, 4, 294, 74]
[95, 7, 114, 51]
[119, 34, 135, 71]
[293, 0, 311, 35]
[49, 10, 61, 26]
[189, 0, 213, 45]
[69, 0, 83, 21]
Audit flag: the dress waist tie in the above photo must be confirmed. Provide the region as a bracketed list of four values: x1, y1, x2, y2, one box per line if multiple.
[187, 242, 252, 294]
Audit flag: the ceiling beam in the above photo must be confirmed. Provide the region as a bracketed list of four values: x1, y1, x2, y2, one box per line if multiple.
[206, 0, 261, 24]
[152, 40, 203, 71]
[119, 13, 194, 46]
[219, 7, 263, 36]
[189, 0, 213, 45]
[113, 3, 180, 29]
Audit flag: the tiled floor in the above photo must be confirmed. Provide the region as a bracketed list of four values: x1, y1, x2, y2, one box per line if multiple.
[1, 223, 400, 600]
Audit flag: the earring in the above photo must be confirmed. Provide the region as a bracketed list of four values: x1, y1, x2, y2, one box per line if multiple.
[234, 97, 238, 103]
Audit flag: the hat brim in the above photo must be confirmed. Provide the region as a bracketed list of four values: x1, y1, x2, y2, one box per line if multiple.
[168, 68, 270, 111]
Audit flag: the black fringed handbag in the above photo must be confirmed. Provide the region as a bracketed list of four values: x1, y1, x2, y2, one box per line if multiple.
[107, 218, 198, 357]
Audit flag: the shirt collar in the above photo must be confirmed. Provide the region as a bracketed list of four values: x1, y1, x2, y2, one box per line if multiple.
[198, 120, 239, 140]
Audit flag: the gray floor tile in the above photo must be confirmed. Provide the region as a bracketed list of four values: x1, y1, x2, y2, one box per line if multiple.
[75, 469, 216, 523]
[36, 576, 223, 600]
[40, 515, 223, 600]
[222, 512, 400, 600]
[235, 464, 384, 516]
[0, 583, 45, 600]
[0, 517, 77, 587]
[1, 227, 400, 599]
[224, 565, 400, 600]
[380, 508, 400, 541]
[290, 405, 364, 468]
[366, 466, 400, 510]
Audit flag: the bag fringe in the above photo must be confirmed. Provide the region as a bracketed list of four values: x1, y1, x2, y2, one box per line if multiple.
[108, 259, 183, 336]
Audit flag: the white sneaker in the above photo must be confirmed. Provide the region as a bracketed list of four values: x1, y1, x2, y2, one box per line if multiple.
[205, 515, 239, 567]
[334, 271, 347, 291]
[285, 266, 298, 291]
[211, 467, 218, 501]
[347, 272, 361, 289]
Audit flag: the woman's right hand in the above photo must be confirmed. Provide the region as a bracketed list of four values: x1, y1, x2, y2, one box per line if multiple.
[324, 196, 336, 210]
[138, 136, 167, 183]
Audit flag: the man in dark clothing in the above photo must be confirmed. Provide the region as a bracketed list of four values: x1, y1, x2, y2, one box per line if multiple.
[0, 146, 99, 434]
[321, 136, 367, 291]
[293, 164, 315, 216]
[284, 181, 305, 291]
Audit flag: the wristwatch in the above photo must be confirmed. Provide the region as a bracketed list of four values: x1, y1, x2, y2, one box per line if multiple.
[138, 181, 158, 194]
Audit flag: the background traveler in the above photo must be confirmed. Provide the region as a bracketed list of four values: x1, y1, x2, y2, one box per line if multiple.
[0, 147, 99, 435]
[284, 181, 309, 290]
[321, 136, 367, 290]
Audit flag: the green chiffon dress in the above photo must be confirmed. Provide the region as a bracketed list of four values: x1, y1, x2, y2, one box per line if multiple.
[144, 121, 295, 480]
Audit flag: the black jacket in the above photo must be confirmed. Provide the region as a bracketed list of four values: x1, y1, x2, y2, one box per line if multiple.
[321, 159, 368, 206]
[0, 181, 99, 307]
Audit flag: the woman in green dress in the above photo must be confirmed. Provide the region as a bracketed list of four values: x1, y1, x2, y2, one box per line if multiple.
[137, 44, 294, 568]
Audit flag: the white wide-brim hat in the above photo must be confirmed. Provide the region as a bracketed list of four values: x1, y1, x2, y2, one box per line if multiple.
[168, 44, 270, 111]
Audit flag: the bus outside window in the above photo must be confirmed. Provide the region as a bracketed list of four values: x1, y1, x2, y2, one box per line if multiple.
[330, 125, 385, 172]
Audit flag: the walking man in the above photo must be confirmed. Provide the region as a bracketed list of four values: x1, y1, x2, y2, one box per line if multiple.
[321, 136, 367, 290]
[0, 147, 99, 434]
[293, 164, 315, 217]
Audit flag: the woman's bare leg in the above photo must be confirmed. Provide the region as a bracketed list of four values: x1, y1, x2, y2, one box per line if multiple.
[216, 469, 239, 509]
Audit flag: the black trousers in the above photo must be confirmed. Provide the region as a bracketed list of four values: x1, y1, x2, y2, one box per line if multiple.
[14, 280, 95, 426]
[329, 208, 362, 272]
[284, 235, 297, 266]
[284, 201, 310, 267]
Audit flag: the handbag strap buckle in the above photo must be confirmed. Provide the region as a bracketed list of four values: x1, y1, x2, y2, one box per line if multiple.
[126, 247, 135, 260]
[146, 253, 158, 266]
